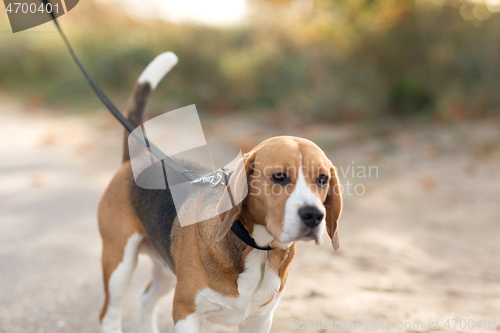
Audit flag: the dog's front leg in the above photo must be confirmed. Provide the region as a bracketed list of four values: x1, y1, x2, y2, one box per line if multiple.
[239, 315, 273, 333]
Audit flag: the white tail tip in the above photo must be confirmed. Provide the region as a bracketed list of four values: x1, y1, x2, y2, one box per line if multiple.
[137, 52, 179, 90]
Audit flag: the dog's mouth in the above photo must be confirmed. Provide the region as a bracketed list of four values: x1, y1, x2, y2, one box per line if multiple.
[274, 219, 326, 245]
[299, 229, 323, 245]
[288, 225, 324, 245]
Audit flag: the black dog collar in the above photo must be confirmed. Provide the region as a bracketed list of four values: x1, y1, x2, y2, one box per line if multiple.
[231, 220, 274, 251]
[223, 172, 274, 251]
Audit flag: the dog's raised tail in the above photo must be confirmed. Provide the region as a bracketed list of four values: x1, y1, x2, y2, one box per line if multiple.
[122, 52, 179, 163]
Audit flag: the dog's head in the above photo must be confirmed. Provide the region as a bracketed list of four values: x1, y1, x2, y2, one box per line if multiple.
[216, 136, 342, 250]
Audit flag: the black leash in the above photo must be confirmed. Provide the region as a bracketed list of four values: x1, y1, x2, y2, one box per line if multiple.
[41, 0, 199, 181]
[45, 3, 274, 250]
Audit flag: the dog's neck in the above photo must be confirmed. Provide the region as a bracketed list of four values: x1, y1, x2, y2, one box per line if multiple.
[225, 221, 296, 275]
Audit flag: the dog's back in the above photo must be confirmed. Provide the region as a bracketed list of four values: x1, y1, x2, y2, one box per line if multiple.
[117, 51, 221, 271]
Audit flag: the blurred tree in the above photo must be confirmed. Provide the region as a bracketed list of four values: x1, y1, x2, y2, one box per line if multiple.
[1, 0, 499, 120]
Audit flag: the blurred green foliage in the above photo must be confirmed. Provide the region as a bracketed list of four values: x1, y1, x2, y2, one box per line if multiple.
[0, 0, 499, 121]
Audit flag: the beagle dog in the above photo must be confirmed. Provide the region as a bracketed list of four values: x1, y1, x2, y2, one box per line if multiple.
[98, 53, 343, 333]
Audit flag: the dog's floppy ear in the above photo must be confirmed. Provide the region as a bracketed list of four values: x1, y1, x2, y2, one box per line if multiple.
[215, 152, 254, 241]
[324, 162, 343, 251]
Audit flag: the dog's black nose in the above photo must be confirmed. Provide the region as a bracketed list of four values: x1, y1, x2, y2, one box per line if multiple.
[299, 206, 324, 228]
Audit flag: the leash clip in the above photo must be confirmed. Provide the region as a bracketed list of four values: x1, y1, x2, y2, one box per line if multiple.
[191, 169, 229, 187]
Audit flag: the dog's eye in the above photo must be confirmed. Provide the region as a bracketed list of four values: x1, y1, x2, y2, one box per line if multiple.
[271, 172, 290, 185]
[317, 174, 329, 187]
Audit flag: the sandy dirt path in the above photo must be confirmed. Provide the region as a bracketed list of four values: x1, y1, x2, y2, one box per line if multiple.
[1, 97, 499, 333]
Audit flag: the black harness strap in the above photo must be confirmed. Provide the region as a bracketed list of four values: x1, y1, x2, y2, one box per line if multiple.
[41, 0, 199, 182]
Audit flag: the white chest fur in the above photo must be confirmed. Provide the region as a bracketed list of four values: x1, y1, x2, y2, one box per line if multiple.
[194, 250, 283, 327]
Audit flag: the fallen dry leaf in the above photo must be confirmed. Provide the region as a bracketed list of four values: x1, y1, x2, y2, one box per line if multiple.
[76, 143, 94, 155]
[464, 163, 477, 177]
[398, 135, 416, 150]
[31, 172, 46, 187]
[422, 144, 437, 159]
[39, 132, 56, 147]
[419, 174, 436, 189]
[489, 153, 500, 168]
[63, 128, 80, 143]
